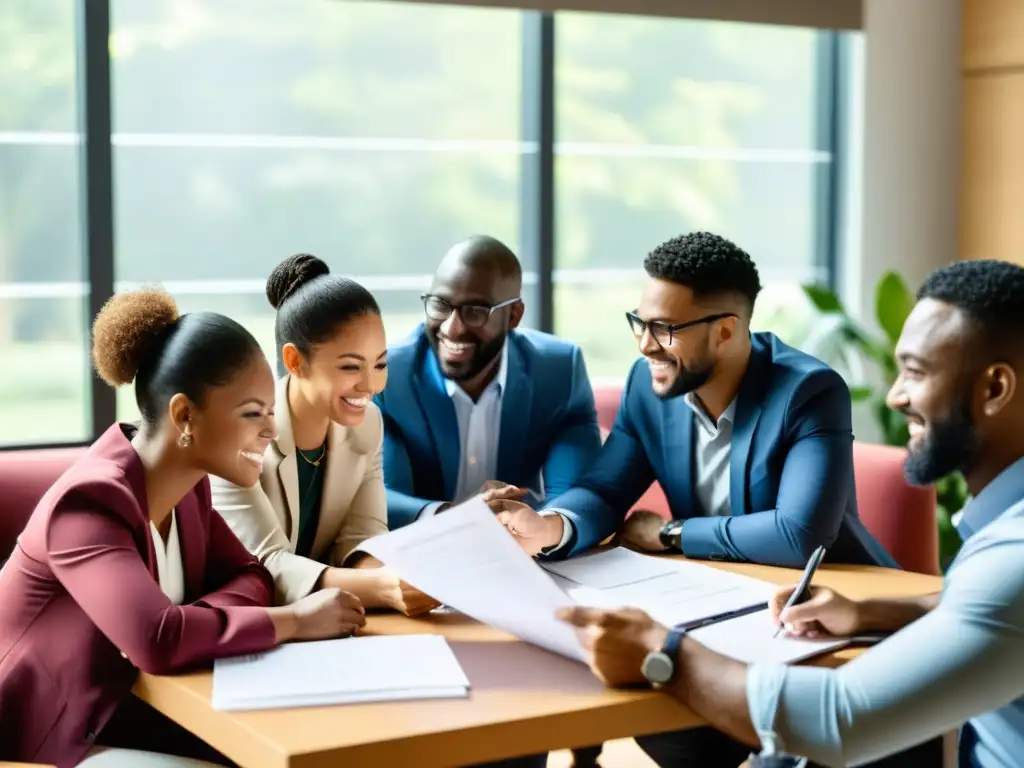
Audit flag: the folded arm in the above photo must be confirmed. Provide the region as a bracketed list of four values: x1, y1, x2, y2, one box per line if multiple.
[539, 348, 603, 502]
[47, 487, 275, 675]
[680, 372, 855, 567]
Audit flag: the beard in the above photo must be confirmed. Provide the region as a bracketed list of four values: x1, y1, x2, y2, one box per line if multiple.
[653, 357, 715, 400]
[902, 394, 979, 486]
[431, 331, 506, 382]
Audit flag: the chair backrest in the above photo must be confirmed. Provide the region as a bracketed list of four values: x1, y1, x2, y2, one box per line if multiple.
[0, 447, 86, 560]
[852, 441, 939, 574]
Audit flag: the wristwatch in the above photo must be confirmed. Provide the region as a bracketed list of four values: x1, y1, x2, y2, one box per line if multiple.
[640, 628, 684, 686]
[659, 519, 684, 550]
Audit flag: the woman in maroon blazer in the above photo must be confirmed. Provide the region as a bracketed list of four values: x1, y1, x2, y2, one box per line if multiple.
[0, 288, 365, 767]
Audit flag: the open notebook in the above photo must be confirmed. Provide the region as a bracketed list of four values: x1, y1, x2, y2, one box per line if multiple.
[211, 634, 470, 711]
[544, 548, 851, 665]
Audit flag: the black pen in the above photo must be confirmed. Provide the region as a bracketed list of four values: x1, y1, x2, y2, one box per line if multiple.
[772, 545, 827, 639]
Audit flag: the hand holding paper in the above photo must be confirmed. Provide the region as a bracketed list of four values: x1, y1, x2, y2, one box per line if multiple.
[358, 498, 587, 662]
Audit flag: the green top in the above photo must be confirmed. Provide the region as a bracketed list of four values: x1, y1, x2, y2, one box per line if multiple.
[295, 442, 326, 558]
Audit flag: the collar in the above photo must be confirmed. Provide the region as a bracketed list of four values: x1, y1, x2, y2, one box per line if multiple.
[444, 341, 509, 399]
[956, 456, 1024, 541]
[685, 392, 737, 436]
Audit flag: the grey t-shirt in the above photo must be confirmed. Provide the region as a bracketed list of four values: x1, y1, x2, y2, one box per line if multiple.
[746, 470, 1024, 768]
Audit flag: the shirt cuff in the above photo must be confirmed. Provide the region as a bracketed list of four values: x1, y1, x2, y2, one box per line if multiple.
[747, 663, 792, 756]
[418, 501, 447, 520]
[539, 509, 574, 553]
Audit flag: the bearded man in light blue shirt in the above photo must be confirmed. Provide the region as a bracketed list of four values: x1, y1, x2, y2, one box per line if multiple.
[558, 259, 1024, 768]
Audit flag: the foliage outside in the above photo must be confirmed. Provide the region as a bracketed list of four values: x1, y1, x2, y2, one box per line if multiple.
[802, 273, 966, 570]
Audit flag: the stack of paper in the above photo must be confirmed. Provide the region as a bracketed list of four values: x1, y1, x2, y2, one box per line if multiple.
[211, 634, 470, 711]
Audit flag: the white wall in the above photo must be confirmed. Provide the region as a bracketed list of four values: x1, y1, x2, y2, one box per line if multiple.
[840, 0, 962, 442]
[844, 0, 962, 321]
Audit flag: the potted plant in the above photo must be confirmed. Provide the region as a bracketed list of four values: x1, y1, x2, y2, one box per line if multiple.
[801, 272, 965, 570]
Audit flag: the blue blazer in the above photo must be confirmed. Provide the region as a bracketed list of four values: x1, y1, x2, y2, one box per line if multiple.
[546, 332, 899, 569]
[376, 325, 602, 529]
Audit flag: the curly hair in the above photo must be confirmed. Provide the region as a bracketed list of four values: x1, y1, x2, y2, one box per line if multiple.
[643, 232, 762, 314]
[91, 287, 263, 424]
[917, 259, 1024, 352]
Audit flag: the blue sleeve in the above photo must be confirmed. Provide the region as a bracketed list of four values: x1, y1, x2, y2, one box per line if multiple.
[680, 370, 854, 568]
[539, 347, 603, 501]
[542, 361, 656, 558]
[375, 394, 436, 530]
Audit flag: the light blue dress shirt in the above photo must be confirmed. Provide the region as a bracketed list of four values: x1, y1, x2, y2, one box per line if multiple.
[745, 458, 1024, 768]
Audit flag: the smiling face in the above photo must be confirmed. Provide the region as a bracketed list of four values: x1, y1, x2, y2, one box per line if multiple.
[183, 351, 278, 488]
[424, 261, 523, 383]
[887, 299, 984, 485]
[633, 277, 737, 399]
[286, 311, 388, 428]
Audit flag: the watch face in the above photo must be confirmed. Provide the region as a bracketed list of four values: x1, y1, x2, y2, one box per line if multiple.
[641, 651, 674, 685]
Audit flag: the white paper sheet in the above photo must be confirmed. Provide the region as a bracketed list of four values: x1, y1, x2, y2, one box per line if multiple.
[541, 547, 681, 589]
[359, 499, 587, 662]
[211, 634, 469, 711]
[550, 549, 776, 629]
[689, 608, 850, 665]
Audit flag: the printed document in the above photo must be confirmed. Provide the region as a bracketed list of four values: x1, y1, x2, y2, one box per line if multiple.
[545, 548, 775, 628]
[211, 634, 469, 711]
[690, 608, 850, 664]
[358, 499, 587, 662]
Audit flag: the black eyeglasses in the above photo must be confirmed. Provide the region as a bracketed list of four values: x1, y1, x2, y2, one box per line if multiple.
[421, 295, 522, 329]
[625, 311, 736, 347]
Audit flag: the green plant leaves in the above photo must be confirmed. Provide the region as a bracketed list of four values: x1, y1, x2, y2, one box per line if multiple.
[802, 284, 845, 314]
[875, 271, 914, 347]
[849, 385, 875, 402]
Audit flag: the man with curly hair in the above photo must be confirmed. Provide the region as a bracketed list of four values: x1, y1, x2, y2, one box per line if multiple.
[555, 259, 1024, 768]
[496, 231, 906, 767]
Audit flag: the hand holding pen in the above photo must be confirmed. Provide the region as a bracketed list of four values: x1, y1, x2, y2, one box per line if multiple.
[770, 547, 866, 640]
[771, 546, 827, 638]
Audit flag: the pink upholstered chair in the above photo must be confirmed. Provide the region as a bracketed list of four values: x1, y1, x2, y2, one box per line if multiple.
[0, 446, 85, 560]
[852, 442, 939, 574]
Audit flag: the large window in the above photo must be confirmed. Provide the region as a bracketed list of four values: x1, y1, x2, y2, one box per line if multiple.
[0, 0, 89, 446]
[554, 15, 833, 380]
[2, 0, 848, 446]
[110, 0, 528, 419]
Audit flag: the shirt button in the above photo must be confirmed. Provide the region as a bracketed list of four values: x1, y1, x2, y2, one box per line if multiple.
[468, 456, 477, 466]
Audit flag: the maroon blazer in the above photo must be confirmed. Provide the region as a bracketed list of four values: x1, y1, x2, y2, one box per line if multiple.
[0, 424, 277, 767]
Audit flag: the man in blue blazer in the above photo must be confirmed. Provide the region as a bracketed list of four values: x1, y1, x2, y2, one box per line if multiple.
[494, 232, 897, 767]
[376, 235, 602, 531]
[499, 232, 896, 571]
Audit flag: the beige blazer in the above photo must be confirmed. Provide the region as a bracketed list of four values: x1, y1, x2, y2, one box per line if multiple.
[210, 375, 388, 604]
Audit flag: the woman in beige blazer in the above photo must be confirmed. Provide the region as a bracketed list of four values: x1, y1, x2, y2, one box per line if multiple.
[211, 253, 437, 616]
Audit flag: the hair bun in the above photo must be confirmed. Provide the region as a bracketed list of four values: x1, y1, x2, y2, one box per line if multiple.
[92, 288, 180, 386]
[266, 253, 330, 310]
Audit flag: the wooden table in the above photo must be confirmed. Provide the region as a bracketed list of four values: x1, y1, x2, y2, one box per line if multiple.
[133, 559, 942, 768]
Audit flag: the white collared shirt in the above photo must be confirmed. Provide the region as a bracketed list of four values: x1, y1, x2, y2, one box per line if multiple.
[420, 344, 510, 518]
[150, 511, 185, 605]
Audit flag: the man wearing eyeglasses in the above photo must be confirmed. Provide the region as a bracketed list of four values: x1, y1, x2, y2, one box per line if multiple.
[492, 231, 900, 768]
[374, 234, 602, 535]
